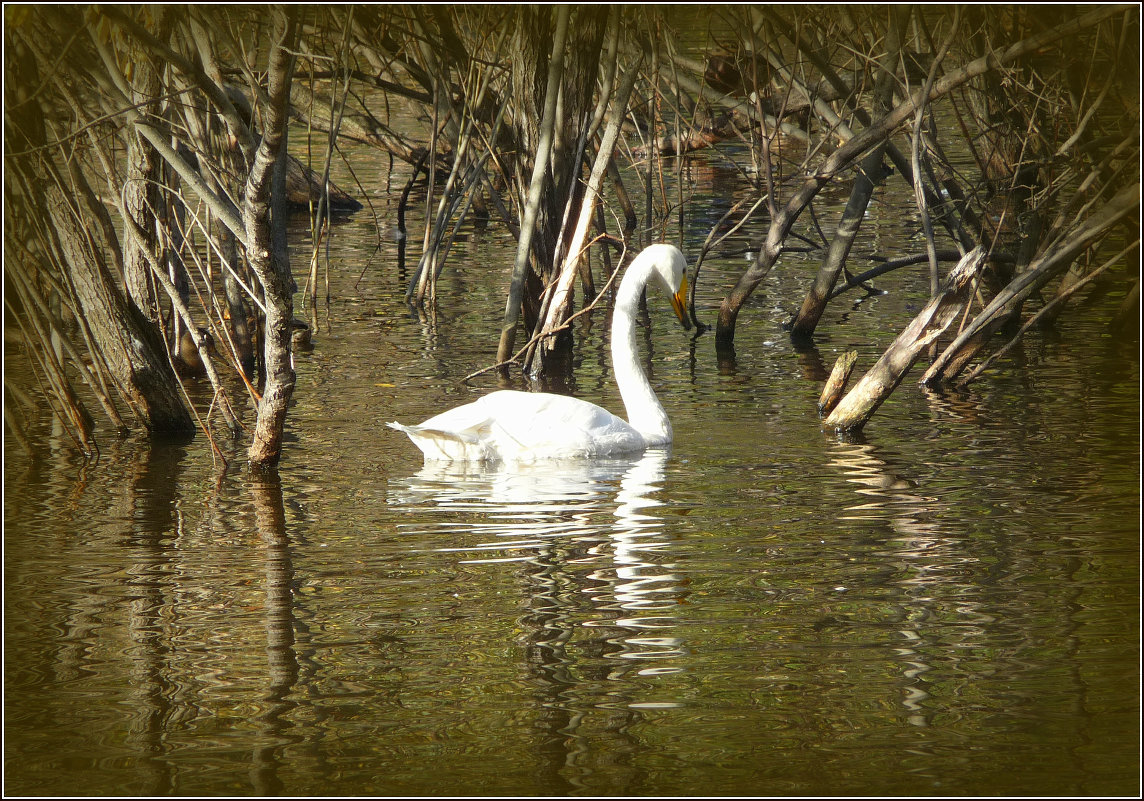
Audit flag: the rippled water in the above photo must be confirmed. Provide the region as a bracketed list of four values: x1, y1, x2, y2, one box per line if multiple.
[4, 144, 1139, 796]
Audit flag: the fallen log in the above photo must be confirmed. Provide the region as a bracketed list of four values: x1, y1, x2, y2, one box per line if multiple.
[823, 247, 986, 432]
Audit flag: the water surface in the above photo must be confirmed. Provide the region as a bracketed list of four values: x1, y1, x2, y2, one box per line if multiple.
[4, 146, 1139, 796]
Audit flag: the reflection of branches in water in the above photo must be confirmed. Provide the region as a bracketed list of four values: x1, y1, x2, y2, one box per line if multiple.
[48, 444, 309, 794]
[389, 450, 687, 792]
[828, 438, 930, 526]
[249, 475, 303, 795]
[825, 437, 999, 727]
[119, 444, 186, 797]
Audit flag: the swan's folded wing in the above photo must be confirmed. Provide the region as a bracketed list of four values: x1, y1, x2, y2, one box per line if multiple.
[390, 389, 645, 461]
[475, 391, 644, 459]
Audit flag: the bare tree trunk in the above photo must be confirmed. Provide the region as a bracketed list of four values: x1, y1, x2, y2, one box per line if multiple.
[715, 4, 1125, 355]
[121, 17, 168, 324]
[6, 34, 192, 436]
[787, 146, 892, 339]
[529, 57, 642, 374]
[46, 168, 194, 435]
[496, 6, 609, 366]
[921, 184, 1139, 386]
[246, 10, 299, 470]
[496, 6, 570, 365]
[824, 248, 987, 432]
[122, 140, 163, 322]
[818, 351, 858, 416]
[786, 9, 905, 339]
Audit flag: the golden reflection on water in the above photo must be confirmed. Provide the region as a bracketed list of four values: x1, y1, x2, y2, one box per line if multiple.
[5, 87, 1137, 796]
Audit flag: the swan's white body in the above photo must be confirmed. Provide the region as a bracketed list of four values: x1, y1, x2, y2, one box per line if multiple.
[388, 243, 690, 462]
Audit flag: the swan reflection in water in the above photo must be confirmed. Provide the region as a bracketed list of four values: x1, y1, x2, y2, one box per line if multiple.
[388, 449, 688, 667]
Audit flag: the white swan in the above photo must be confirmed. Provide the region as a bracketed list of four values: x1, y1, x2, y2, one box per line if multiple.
[388, 243, 691, 462]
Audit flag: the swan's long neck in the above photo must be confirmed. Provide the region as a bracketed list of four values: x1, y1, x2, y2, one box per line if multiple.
[611, 260, 671, 446]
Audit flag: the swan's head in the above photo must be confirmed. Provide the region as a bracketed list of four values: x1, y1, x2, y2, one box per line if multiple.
[641, 243, 692, 331]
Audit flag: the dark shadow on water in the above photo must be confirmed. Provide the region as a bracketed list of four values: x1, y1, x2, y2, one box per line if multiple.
[121, 441, 187, 796]
[248, 473, 304, 796]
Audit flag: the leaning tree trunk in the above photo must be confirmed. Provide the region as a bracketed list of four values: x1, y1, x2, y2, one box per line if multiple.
[921, 183, 1140, 386]
[787, 8, 905, 339]
[823, 247, 987, 432]
[245, 10, 299, 470]
[715, 4, 1126, 356]
[45, 165, 194, 435]
[5, 34, 193, 437]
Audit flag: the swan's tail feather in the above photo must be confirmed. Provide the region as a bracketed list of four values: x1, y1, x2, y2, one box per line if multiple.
[387, 420, 480, 444]
[388, 420, 491, 460]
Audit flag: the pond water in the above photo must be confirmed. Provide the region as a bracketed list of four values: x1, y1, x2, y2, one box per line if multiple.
[4, 142, 1139, 797]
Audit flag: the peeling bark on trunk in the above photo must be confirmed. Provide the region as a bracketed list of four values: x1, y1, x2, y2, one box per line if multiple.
[818, 351, 858, 416]
[245, 10, 299, 470]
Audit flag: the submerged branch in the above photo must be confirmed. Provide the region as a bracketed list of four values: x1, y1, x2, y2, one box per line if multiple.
[922, 183, 1139, 386]
[824, 248, 987, 432]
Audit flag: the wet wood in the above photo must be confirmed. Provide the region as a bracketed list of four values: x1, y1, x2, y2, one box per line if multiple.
[818, 351, 858, 416]
[824, 248, 986, 432]
[497, 6, 571, 365]
[284, 155, 362, 212]
[714, 5, 1123, 353]
[5, 6, 1136, 466]
[530, 56, 642, 375]
[922, 183, 1139, 386]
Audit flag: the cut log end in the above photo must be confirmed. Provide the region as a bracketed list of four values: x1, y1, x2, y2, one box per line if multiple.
[818, 350, 858, 415]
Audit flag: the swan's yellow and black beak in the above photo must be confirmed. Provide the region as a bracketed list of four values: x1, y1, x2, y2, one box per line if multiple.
[671, 274, 692, 330]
